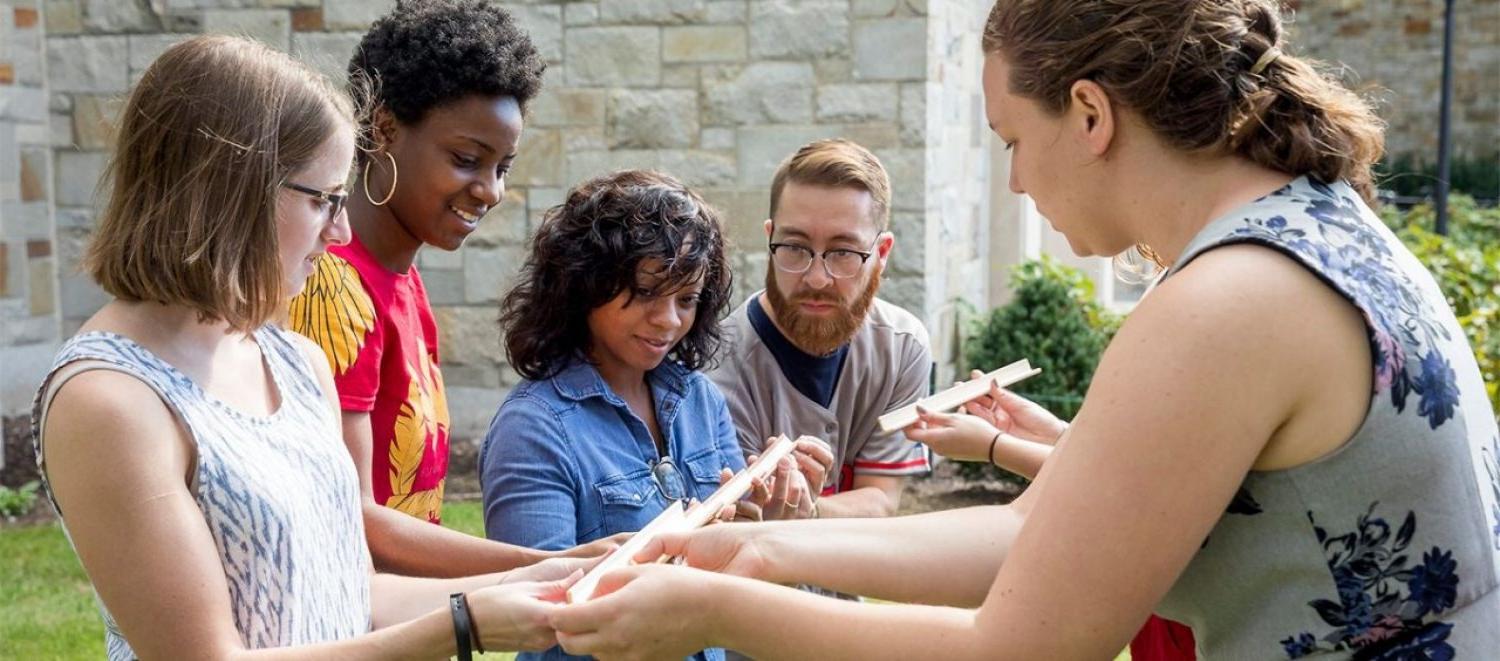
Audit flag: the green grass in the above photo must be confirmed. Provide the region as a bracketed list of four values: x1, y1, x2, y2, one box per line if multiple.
[0, 502, 1129, 660]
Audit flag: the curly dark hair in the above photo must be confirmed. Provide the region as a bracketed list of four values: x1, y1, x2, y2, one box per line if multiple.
[501, 170, 734, 381]
[350, 0, 545, 127]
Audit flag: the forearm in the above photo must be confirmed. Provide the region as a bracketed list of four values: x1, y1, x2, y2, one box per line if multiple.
[706, 577, 995, 661]
[369, 572, 507, 629]
[756, 505, 1022, 607]
[991, 435, 1053, 480]
[812, 486, 898, 518]
[225, 608, 454, 661]
[365, 503, 549, 577]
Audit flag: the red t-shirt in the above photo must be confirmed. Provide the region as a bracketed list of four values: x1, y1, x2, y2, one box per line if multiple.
[289, 234, 450, 523]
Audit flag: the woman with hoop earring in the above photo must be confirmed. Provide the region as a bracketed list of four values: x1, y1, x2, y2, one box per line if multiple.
[287, 0, 622, 580]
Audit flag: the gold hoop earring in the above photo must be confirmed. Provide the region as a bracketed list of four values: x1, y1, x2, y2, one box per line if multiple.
[363, 151, 398, 206]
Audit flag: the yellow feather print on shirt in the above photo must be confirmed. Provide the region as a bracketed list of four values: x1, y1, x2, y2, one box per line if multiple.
[287, 255, 375, 375]
[385, 338, 450, 521]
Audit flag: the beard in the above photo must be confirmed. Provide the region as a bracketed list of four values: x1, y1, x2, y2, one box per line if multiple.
[764, 266, 880, 356]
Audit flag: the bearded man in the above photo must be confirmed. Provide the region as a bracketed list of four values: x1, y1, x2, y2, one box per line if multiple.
[711, 139, 932, 519]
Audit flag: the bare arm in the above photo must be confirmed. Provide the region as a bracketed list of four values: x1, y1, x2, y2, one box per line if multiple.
[40, 371, 569, 659]
[808, 472, 905, 518]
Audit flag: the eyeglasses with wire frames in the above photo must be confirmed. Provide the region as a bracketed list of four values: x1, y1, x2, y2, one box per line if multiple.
[768, 236, 881, 279]
[282, 181, 348, 222]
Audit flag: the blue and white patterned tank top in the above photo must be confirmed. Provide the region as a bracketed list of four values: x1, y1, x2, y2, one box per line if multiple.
[1154, 177, 1500, 658]
[32, 325, 371, 659]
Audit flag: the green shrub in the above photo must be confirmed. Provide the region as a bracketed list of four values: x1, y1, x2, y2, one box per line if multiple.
[1380, 196, 1500, 412]
[1377, 153, 1500, 201]
[0, 481, 40, 519]
[960, 257, 1120, 485]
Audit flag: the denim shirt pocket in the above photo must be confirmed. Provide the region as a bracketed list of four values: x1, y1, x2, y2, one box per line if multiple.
[594, 470, 670, 536]
[681, 449, 727, 500]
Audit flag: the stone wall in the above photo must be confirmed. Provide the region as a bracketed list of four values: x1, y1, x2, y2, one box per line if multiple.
[13, 0, 985, 446]
[1, 0, 61, 474]
[1286, 0, 1498, 160]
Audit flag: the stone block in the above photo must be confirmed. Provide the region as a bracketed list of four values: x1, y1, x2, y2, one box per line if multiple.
[462, 246, 523, 305]
[1, 342, 60, 416]
[703, 62, 814, 126]
[421, 268, 465, 306]
[444, 385, 505, 445]
[71, 94, 120, 151]
[59, 271, 108, 318]
[504, 4, 563, 63]
[817, 83, 898, 123]
[82, 0, 163, 33]
[700, 127, 734, 150]
[44, 0, 83, 35]
[814, 58, 853, 84]
[837, 122, 900, 149]
[562, 127, 606, 152]
[53, 206, 92, 230]
[853, 0, 901, 17]
[566, 27, 661, 87]
[853, 18, 926, 81]
[608, 89, 698, 149]
[735, 125, 829, 187]
[466, 189, 527, 248]
[28, 255, 54, 317]
[18, 149, 47, 202]
[324, 0, 394, 30]
[47, 36, 129, 93]
[874, 147, 923, 211]
[899, 82, 925, 146]
[704, 0, 746, 24]
[128, 34, 190, 73]
[434, 304, 506, 366]
[1, 201, 50, 239]
[888, 210, 925, 274]
[419, 247, 463, 271]
[203, 9, 291, 51]
[290, 7, 322, 31]
[565, 148, 663, 186]
[749, 0, 849, 59]
[663, 26, 746, 63]
[659, 150, 736, 188]
[2, 88, 47, 123]
[507, 128, 563, 188]
[529, 88, 607, 128]
[441, 363, 500, 390]
[598, 0, 706, 25]
[700, 188, 769, 249]
[564, 3, 597, 26]
[0, 244, 8, 297]
[289, 31, 362, 84]
[53, 150, 107, 207]
[661, 64, 699, 88]
[527, 187, 563, 213]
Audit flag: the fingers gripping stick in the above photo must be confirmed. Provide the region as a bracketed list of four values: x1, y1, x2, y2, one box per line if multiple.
[565, 436, 805, 602]
[876, 359, 1040, 433]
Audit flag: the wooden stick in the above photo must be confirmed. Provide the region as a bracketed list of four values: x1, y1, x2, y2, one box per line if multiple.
[565, 436, 806, 602]
[877, 359, 1040, 432]
[566, 501, 688, 603]
[682, 435, 801, 528]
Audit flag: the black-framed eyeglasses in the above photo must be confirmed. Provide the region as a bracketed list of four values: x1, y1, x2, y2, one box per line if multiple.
[282, 181, 347, 222]
[768, 238, 880, 279]
[650, 456, 687, 502]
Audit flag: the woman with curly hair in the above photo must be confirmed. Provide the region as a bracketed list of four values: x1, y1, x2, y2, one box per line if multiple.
[288, 0, 615, 577]
[481, 170, 764, 661]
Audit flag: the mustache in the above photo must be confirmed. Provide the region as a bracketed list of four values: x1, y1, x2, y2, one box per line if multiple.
[788, 290, 842, 304]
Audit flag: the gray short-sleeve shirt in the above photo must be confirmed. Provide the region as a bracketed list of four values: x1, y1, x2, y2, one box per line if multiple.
[709, 292, 933, 493]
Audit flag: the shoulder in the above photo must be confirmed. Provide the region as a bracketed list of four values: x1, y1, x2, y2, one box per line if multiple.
[498, 380, 572, 426]
[44, 368, 189, 477]
[861, 297, 931, 355]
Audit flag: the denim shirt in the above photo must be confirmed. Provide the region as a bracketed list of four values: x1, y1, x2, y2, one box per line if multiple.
[479, 358, 743, 661]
